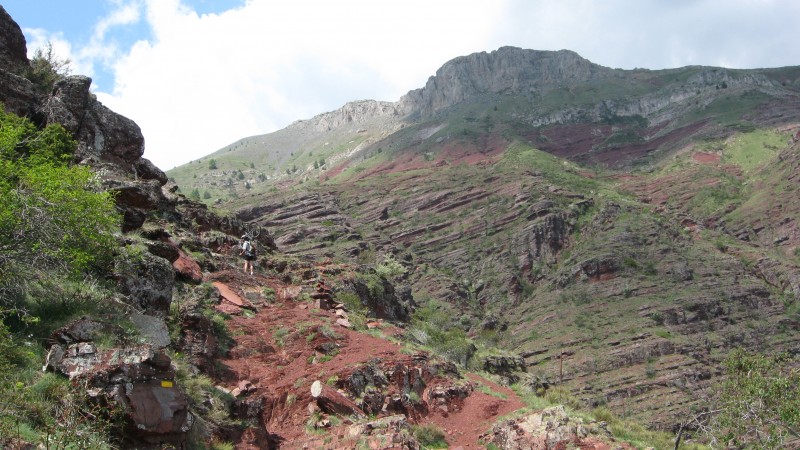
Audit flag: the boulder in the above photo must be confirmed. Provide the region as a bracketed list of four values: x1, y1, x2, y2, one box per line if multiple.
[341, 275, 412, 323]
[311, 381, 366, 418]
[482, 354, 527, 385]
[46, 343, 192, 446]
[0, 6, 38, 117]
[172, 249, 203, 284]
[0, 6, 29, 74]
[346, 415, 420, 449]
[115, 250, 175, 316]
[106, 178, 165, 232]
[482, 405, 614, 450]
[129, 313, 171, 349]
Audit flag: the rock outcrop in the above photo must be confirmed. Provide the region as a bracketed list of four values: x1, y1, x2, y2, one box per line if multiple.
[0, 5, 37, 117]
[482, 405, 626, 449]
[45, 320, 193, 447]
[400, 47, 613, 118]
[114, 250, 175, 316]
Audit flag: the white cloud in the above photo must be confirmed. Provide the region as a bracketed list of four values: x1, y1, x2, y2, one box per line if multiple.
[96, 0, 507, 169]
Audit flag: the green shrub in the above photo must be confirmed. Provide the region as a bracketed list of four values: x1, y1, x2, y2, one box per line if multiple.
[273, 327, 290, 346]
[412, 423, 448, 448]
[262, 287, 276, 300]
[543, 386, 583, 410]
[25, 42, 71, 94]
[0, 106, 119, 310]
[712, 349, 800, 448]
[375, 255, 407, 278]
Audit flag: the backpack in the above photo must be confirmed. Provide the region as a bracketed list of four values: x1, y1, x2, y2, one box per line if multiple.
[242, 240, 253, 256]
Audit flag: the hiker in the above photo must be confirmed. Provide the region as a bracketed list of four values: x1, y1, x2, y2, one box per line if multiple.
[240, 235, 256, 275]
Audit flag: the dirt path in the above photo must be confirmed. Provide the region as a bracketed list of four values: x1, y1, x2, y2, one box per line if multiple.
[211, 273, 526, 449]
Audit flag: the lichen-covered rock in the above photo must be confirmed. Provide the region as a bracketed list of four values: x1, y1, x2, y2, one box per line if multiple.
[482, 405, 616, 450]
[175, 306, 219, 376]
[129, 312, 171, 349]
[0, 6, 37, 117]
[115, 249, 175, 316]
[482, 354, 527, 385]
[46, 342, 192, 446]
[341, 275, 413, 323]
[49, 317, 121, 345]
[346, 415, 420, 450]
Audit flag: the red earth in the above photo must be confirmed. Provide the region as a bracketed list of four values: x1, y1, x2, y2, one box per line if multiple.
[207, 268, 526, 449]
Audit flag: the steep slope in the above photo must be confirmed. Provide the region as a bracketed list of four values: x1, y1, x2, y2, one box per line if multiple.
[165, 47, 800, 437]
[1, 7, 662, 448]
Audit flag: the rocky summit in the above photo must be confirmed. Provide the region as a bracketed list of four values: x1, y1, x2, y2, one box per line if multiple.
[2, 4, 800, 450]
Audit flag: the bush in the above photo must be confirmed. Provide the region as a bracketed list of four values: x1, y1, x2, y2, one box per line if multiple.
[712, 349, 800, 448]
[412, 423, 448, 448]
[543, 386, 583, 410]
[25, 42, 71, 94]
[375, 255, 407, 278]
[0, 106, 120, 310]
[0, 106, 125, 448]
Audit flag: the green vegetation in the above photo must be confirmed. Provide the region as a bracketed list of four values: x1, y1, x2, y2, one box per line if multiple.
[407, 299, 476, 368]
[374, 254, 407, 278]
[500, 142, 599, 193]
[681, 90, 772, 126]
[722, 129, 786, 172]
[711, 349, 800, 449]
[411, 423, 448, 448]
[25, 41, 71, 94]
[510, 384, 708, 449]
[0, 105, 121, 447]
[0, 108, 119, 301]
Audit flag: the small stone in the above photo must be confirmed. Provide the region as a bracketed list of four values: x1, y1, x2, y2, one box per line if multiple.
[215, 385, 232, 395]
[311, 380, 323, 398]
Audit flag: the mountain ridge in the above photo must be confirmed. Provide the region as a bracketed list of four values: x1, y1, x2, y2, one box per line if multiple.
[171, 46, 800, 191]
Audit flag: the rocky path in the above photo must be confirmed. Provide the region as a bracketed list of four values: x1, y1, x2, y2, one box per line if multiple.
[210, 270, 527, 449]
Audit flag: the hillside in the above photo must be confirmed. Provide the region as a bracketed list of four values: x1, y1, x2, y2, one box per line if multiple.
[168, 47, 800, 205]
[2, 3, 799, 447]
[169, 46, 800, 438]
[0, 6, 719, 450]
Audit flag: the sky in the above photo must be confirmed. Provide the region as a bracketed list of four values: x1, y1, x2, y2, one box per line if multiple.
[4, 0, 800, 170]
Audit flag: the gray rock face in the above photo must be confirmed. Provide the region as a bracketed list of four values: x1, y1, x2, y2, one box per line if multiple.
[310, 99, 400, 132]
[400, 47, 612, 118]
[0, 6, 28, 75]
[115, 250, 175, 316]
[482, 354, 527, 385]
[105, 178, 165, 231]
[0, 6, 37, 117]
[45, 341, 192, 446]
[341, 275, 412, 323]
[46, 75, 147, 167]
